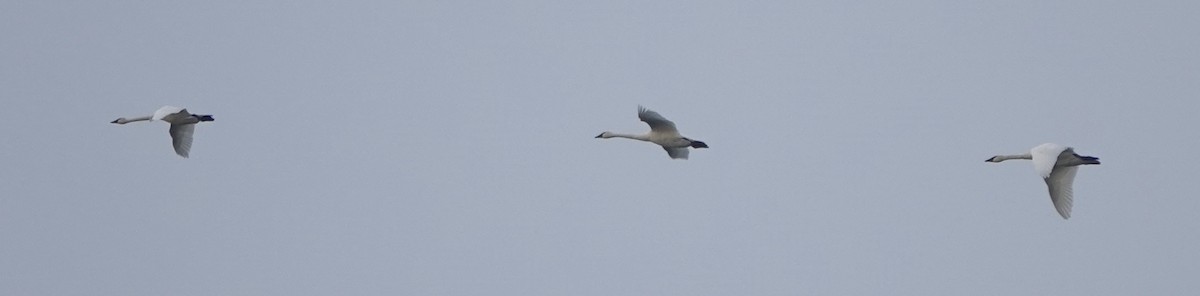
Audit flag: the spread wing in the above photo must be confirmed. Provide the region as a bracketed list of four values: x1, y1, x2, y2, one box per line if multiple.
[1031, 143, 1068, 178]
[169, 123, 195, 158]
[663, 147, 689, 159]
[1044, 166, 1078, 219]
[153, 105, 190, 122]
[638, 106, 680, 136]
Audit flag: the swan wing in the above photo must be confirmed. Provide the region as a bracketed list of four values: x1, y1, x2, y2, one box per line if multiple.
[1031, 143, 1068, 178]
[638, 106, 681, 136]
[1044, 166, 1078, 219]
[663, 146, 689, 159]
[153, 106, 190, 122]
[168, 123, 195, 158]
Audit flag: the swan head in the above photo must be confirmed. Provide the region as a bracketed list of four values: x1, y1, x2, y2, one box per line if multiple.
[595, 131, 613, 139]
[985, 156, 1001, 162]
[111, 118, 128, 124]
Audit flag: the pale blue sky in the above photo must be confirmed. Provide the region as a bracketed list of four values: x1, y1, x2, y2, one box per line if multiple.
[2, 1, 1199, 295]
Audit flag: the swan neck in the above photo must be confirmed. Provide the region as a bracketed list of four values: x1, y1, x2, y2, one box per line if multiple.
[116, 116, 152, 124]
[610, 133, 651, 141]
[996, 153, 1033, 161]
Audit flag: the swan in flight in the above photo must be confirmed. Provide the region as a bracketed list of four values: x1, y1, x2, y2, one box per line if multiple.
[112, 106, 214, 158]
[986, 143, 1100, 219]
[596, 106, 708, 159]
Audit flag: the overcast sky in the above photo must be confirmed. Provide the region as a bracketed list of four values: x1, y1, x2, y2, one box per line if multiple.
[2, 1, 1199, 295]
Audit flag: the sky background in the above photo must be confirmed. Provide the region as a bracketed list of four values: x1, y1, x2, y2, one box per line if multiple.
[2, 0, 1199, 295]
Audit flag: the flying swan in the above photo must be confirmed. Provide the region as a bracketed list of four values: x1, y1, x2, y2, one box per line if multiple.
[986, 143, 1100, 219]
[596, 106, 708, 159]
[112, 106, 214, 158]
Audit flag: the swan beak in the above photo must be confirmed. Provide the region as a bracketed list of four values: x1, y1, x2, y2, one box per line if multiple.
[594, 133, 603, 138]
[110, 119, 119, 124]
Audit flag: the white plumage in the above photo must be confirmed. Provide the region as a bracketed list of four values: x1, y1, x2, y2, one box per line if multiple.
[112, 105, 214, 158]
[596, 106, 708, 159]
[986, 143, 1100, 219]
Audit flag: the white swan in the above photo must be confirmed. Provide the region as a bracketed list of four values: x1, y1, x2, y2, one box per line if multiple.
[112, 106, 214, 158]
[596, 106, 708, 159]
[986, 143, 1100, 219]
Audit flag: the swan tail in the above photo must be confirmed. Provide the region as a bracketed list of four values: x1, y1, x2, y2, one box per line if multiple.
[690, 140, 709, 148]
[196, 115, 215, 122]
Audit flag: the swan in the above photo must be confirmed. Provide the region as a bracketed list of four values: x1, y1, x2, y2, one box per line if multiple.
[111, 106, 214, 158]
[596, 106, 708, 159]
[986, 143, 1100, 219]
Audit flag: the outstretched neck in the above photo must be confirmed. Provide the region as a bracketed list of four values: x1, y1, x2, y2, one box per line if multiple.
[607, 133, 651, 142]
[111, 115, 152, 124]
[992, 153, 1033, 162]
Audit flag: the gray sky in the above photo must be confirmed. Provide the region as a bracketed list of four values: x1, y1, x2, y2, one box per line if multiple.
[2, 0, 1199, 295]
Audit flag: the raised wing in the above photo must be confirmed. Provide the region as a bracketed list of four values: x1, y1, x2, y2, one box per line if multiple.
[638, 106, 680, 136]
[168, 123, 195, 158]
[153, 105, 189, 122]
[1031, 143, 1068, 178]
[663, 146, 689, 159]
[1044, 166, 1078, 219]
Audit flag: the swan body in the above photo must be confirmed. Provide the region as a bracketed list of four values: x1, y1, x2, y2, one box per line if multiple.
[986, 143, 1100, 219]
[596, 106, 708, 159]
[112, 106, 214, 158]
